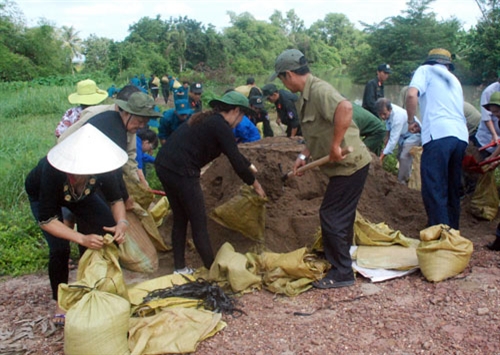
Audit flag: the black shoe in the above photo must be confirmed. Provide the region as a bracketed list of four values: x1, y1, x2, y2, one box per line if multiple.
[487, 238, 500, 251]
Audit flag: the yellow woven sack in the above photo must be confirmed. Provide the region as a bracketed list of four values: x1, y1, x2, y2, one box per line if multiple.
[129, 308, 225, 355]
[469, 170, 499, 221]
[354, 211, 416, 247]
[417, 224, 473, 282]
[119, 210, 159, 273]
[132, 202, 171, 252]
[408, 146, 422, 190]
[58, 235, 129, 311]
[210, 185, 267, 242]
[123, 173, 155, 210]
[148, 196, 170, 227]
[64, 290, 130, 355]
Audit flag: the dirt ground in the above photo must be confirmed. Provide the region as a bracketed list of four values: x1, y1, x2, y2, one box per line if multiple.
[2, 136, 500, 354]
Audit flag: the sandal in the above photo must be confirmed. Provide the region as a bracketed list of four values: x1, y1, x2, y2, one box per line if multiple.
[52, 313, 65, 327]
[312, 278, 355, 289]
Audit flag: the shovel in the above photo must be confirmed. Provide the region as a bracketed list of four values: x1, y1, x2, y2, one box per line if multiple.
[462, 154, 500, 174]
[281, 146, 354, 182]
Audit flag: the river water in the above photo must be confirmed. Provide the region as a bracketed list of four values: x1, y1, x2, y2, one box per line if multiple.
[325, 76, 483, 111]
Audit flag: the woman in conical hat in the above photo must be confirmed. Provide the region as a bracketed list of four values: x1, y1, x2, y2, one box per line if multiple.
[24, 124, 128, 325]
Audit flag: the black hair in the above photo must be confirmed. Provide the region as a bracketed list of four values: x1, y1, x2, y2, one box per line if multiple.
[246, 77, 255, 85]
[137, 128, 158, 149]
[116, 84, 141, 101]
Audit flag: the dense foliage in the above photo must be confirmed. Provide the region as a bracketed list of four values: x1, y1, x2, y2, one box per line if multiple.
[1, 0, 500, 85]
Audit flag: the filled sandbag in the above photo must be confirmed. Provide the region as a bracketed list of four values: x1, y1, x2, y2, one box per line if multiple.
[469, 170, 499, 221]
[210, 185, 267, 242]
[58, 234, 129, 311]
[408, 146, 422, 191]
[119, 210, 159, 273]
[64, 289, 130, 355]
[417, 224, 473, 282]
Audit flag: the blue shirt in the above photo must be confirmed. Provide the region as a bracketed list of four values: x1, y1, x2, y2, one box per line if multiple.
[233, 116, 261, 143]
[136, 137, 155, 170]
[158, 109, 190, 141]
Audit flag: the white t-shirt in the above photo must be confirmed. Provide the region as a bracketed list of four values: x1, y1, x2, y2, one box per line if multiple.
[409, 64, 468, 145]
[383, 104, 421, 155]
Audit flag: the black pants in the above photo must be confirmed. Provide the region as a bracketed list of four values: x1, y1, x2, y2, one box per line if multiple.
[155, 165, 214, 269]
[28, 193, 115, 300]
[320, 164, 369, 282]
[161, 87, 170, 103]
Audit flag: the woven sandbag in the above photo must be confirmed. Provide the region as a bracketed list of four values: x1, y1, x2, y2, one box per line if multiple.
[58, 235, 129, 311]
[119, 210, 159, 273]
[408, 146, 422, 191]
[210, 185, 267, 242]
[123, 173, 154, 210]
[148, 196, 170, 227]
[469, 170, 499, 221]
[129, 308, 225, 355]
[64, 290, 130, 355]
[417, 224, 473, 282]
[131, 202, 171, 252]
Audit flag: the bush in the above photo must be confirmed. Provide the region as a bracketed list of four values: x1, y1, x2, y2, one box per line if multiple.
[0, 208, 48, 276]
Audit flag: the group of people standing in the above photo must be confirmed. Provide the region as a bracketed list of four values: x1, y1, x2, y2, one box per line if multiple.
[27, 45, 500, 328]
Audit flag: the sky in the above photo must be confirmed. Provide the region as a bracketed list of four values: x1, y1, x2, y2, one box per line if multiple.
[15, 0, 483, 42]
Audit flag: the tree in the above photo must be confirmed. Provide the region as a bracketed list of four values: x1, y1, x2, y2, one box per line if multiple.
[82, 34, 112, 72]
[59, 25, 82, 73]
[351, 0, 462, 84]
[308, 13, 366, 70]
[466, 0, 500, 83]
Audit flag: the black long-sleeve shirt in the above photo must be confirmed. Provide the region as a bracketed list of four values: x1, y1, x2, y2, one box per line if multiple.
[362, 78, 384, 116]
[155, 113, 255, 185]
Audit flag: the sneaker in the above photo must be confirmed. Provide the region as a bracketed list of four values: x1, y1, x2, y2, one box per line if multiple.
[173, 267, 195, 275]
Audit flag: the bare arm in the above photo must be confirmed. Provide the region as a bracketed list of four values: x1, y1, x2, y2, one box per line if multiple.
[330, 100, 352, 161]
[405, 87, 420, 133]
[41, 219, 104, 250]
[103, 200, 128, 244]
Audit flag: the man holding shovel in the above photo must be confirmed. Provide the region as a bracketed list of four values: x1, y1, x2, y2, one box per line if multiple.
[270, 49, 371, 289]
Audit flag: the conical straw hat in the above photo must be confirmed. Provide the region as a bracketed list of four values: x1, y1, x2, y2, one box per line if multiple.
[47, 124, 128, 175]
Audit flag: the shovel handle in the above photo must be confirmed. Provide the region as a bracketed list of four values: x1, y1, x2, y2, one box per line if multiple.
[149, 189, 166, 196]
[288, 146, 353, 178]
[479, 140, 500, 151]
[478, 155, 500, 167]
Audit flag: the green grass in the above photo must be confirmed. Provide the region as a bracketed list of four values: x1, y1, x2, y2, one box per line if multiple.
[0, 85, 65, 277]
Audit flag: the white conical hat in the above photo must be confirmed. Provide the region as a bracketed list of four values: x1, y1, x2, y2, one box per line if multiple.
[47, 124, 128, 175]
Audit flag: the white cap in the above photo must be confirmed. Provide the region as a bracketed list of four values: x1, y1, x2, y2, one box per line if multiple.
[47, 124, 128, 175]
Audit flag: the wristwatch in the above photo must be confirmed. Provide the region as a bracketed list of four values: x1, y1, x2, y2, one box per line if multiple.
[298, 153, 307, 161]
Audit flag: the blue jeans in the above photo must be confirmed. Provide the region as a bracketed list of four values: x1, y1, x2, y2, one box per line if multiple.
[421, 137, 467, 230]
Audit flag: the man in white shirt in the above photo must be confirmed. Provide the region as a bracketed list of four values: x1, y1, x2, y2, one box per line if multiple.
[406, 48, 468, 230]
[376, 98, 421, 184]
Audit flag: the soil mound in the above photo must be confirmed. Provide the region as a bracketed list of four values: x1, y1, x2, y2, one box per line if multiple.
[200, 136, 428, 254]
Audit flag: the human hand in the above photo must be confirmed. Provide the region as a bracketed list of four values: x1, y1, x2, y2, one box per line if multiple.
[252, 180, 267, 198]
[408, 122, 420, 133]
[103, 220, 128, 245]
[80, 234, 104, 250]
[293, 157, 307, 176]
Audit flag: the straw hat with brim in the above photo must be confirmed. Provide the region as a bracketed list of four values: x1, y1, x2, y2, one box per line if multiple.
[209, 91, 255, 116]
[68, 79, 108, 106]
[483, 92, 500, 111]
[47, 124, 128, 175]
[116, 92, 162, 118]
[423, 48, 455, 71]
